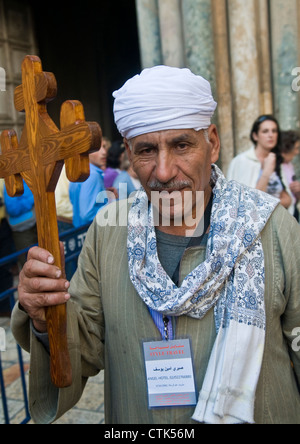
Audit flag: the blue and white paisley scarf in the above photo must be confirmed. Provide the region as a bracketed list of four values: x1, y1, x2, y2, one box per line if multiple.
[127, 165, 279, 424]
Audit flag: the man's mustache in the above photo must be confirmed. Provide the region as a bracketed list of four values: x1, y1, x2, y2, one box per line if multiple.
[147, 180, 192, 191]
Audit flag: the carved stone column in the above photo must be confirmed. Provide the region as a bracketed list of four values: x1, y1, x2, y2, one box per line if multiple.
[158, 0, 185, 67]
[270, 0, 300, 130]
[255, 0, 273, 115]
[182, 0, 216, 92]
[135, 0, 162, 68]
[228, 0, 261, 154]
[211, 0, 234, 173]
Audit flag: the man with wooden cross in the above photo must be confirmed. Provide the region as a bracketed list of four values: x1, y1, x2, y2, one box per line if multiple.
[11, 66, 300, 424]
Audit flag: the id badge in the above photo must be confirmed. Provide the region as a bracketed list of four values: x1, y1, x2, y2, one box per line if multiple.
[143, 339, 197, 409]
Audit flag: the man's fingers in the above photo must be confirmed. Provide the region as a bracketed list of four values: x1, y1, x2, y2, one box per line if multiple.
[24, 258, 63, 280]
[22, 274, 70, 294]
[27, 246, 55, 264]
[21, 291, 71, 334]
[34, 291, 71, 308]
[17, 245, 70, 330]
[24, 245, 67, 280]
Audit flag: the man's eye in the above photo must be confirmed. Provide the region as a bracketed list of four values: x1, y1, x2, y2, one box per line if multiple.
[141, 147, 155, 155]
[177, 143, 188, 150]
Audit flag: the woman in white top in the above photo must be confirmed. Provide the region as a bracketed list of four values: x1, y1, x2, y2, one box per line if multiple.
[227, 115, 292, 209]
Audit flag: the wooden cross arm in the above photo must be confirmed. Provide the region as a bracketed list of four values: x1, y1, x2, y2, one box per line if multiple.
[14, 71, 57, 112]
[0, 130, 30, 178]
[0, 109, 101, 180]
[0, 55, 103, 388]
[43, 118, 101, 169]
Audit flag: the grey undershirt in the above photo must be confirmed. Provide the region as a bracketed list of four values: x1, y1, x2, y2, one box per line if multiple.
[155, 229, 208, 282]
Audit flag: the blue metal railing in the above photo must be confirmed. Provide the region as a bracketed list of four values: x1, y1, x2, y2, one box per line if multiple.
[0, 224, 90, 424]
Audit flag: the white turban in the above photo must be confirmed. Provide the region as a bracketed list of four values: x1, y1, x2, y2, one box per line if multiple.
[113, 65, 217, 140]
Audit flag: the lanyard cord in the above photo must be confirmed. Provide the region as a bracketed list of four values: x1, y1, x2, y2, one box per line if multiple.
[171, 193, 213, 287]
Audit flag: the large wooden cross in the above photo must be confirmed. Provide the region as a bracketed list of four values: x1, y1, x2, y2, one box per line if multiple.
[0, 55, 102, 388]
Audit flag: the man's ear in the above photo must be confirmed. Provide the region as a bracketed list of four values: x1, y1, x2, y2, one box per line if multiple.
[124, 138, 133, 162]
[208, 124, 221, 164]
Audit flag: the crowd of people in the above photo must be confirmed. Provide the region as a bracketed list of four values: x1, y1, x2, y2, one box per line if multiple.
[0, 58, 300, 425]
[0, 134, 141, 313]
[11, 66, 300, 425]
[227, 115, 300, 219]
[2, 114, 299, 277]
[0, 112, 299, 315]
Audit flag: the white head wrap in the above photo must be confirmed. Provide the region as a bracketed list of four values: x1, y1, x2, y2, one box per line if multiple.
[113, 65, 217, 140]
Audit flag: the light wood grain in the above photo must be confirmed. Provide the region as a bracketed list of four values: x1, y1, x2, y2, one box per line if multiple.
[0, 55, 102, 388]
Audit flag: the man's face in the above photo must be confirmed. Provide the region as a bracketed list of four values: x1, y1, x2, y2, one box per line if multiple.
[89, 145, 107, 169]
[125, 126, 220, 227]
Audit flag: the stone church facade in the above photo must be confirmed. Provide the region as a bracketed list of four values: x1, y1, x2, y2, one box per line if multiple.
[0, 0, 299, 173]
[135, 0, 300, 173]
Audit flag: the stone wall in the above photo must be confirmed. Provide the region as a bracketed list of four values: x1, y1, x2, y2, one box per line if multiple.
[135, 0, 300, 175]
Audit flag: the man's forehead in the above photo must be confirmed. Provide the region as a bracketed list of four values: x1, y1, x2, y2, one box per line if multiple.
[130, 128, 201, 145]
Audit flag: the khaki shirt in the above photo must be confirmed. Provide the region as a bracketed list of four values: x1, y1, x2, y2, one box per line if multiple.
[11, 201, 300, 424]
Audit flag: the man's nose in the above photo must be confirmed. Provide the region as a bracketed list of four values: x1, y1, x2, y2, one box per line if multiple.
[154, 150, 178, 184]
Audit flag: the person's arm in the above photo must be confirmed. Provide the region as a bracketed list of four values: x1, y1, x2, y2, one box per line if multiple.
[11, 221, 105, 424]
[4, 182, 34, 217]
[277, 211, 300, 389]
[256, 153, 276, 192]
[79, 171, 107, 224]
[290, 180, 300, 202]
[279, 190, 292, 209]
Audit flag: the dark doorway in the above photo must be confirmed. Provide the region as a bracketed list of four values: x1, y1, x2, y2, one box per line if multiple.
[29, 0, 141, 141]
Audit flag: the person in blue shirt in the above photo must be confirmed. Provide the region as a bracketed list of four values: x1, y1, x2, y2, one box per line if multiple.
[69, 145, 108, 228]
[4, 181, 35, 230]
[112, 151, 141, 200]
[4, 180, 38, 266]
